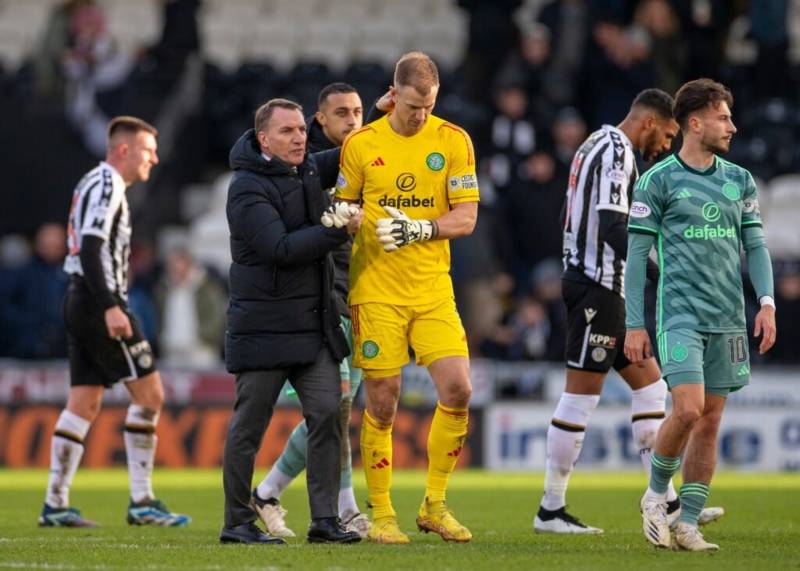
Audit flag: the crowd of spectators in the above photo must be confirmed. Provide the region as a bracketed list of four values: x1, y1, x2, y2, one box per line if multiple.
[0, 228, 228, 366]
[2, 0, 800, 367]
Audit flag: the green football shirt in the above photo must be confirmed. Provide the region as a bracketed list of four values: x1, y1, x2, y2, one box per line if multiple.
[627, 153, 762, 334]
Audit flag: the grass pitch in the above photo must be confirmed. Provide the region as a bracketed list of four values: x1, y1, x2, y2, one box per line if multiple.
[0, 469, 797, 570]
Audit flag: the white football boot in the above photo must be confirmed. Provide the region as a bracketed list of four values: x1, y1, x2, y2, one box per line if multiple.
[640, 494, 671, 548]
[250, 491, 296, 538]
[673, 521, 720, 552]
[341, 510, 371, 539]
[666, 499, 725, 529]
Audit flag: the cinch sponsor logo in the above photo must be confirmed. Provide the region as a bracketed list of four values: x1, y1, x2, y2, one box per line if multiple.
[629, 201, 651, 218]
[683, 224, 737, 240]
[379, 194, 435, 208]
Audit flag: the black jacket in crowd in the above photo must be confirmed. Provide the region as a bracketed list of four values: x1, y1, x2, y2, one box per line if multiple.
[224, 128, 350, 373]
[305, 115, 352, 318]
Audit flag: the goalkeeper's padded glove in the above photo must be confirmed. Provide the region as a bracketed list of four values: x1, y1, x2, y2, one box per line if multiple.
[321, 201, 359, 228]
[375, 205, 438, 252]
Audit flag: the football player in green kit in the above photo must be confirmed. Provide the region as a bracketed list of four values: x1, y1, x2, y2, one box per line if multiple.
[624, 79, 777, 552]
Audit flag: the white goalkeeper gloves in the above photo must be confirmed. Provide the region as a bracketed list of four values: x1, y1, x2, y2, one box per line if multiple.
[321, 201, 360, 228]
[375, 205, 438, 252]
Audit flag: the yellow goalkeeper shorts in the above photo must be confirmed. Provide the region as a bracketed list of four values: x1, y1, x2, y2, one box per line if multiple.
[351, 298, 469, 376]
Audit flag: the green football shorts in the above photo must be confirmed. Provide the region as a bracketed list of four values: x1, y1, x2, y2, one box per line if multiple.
[658, 328, 750, 397]
[340, 315, 363, 398]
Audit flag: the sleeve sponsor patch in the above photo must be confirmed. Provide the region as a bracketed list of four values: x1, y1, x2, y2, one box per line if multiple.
[742, 197, 759, 214]
[629, 201, 651, 218]
[606, 168, 627, 183]
[448, 173, 478, 191]
[87, 203, 109, 225]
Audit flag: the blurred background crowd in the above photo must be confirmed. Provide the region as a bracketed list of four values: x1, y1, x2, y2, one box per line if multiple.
[1, 0, 799, 368]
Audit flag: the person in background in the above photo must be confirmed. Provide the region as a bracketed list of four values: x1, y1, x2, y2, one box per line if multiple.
[4, 223, 69, 359]
[155, 247, 226, 367]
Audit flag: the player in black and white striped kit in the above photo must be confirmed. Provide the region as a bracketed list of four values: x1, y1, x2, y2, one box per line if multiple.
[40, 116, 190, 528]
[532, 90, 726, 535]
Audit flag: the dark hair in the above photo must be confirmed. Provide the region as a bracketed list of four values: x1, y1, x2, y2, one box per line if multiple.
[317, 82, 357, 109]
[632, 88, 674, 119]
[254, 98, 302, 132]
[673, 78, 733, 130]
[394, 51, 439, 95]
[107, 116, 157, 140]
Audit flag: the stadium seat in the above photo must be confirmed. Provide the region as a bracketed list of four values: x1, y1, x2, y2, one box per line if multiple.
[242, 20, 298, 71]
[267, 0, 320, 18]
[105, 0, 162, 53]
[376, 0, 433, 21]
[234, 61, 284, 108]
[0, 0, 52, 70]
[201, 13, 245, 71]
[297, 22, 356, 72]
[344, 60, 392, 108]
[410, 15, 468, 71]
[314, 0, 375, 20]
[284, 61, 335, 111]
[353, 24, 409, 69]
[789, 0, 800, 63]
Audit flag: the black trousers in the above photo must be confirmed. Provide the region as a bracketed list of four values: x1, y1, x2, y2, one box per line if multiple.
[223, 347, 342, 526]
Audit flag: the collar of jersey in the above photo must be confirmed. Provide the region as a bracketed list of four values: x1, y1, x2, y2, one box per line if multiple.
[381, 113, 432, 140]
[100, 160, 125, 186]
[602, 124, 633, 148]
[674, 153, 717, 176]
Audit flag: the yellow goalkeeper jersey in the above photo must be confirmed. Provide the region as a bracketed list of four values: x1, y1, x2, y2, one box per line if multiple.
[335, 113, 480, 306]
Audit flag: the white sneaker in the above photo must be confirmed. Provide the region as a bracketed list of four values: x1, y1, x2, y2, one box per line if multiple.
[698, 506, 725, 526]
[250, 491, 295, 538]
[341, 511, 371, 539]
[533, 506, 603, 535]
[673, 521, 719, 551]
[640, 494, 671, 548]
[667, 499, 725, 529]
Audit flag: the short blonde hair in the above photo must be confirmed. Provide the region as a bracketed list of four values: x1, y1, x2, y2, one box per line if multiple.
[394, 51, 439, 96]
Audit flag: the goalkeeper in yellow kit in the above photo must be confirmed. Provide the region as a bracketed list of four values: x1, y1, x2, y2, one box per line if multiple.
[333, 51, 479, 544]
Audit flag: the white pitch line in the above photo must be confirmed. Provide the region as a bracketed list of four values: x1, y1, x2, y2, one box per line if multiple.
[0, 564, 282, 571]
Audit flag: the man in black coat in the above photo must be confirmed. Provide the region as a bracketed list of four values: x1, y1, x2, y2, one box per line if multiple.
[220, 98, 363, 545]
[249, 83, 374, 539]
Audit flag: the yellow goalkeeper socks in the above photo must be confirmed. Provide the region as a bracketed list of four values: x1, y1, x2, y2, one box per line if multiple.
[361, 411, 395, 519]
[425, 402, 468, 503]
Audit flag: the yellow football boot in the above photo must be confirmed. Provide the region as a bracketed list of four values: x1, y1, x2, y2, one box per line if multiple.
[367, 516, 411, 545]
[416, 498, 472, 543]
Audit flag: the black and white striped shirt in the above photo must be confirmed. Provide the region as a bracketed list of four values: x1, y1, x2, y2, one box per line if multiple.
[562, 125, 637, 296]
[64, 162, 131, 301]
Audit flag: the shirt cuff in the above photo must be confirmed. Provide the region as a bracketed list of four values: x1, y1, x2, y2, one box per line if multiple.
[759, 295, 776, 308]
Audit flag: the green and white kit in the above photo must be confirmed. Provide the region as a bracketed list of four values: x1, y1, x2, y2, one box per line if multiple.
[625, 153, 773, 394]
